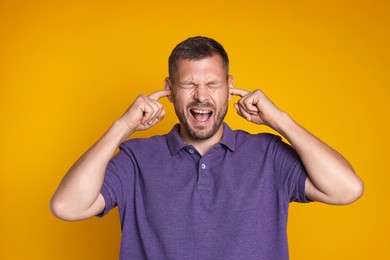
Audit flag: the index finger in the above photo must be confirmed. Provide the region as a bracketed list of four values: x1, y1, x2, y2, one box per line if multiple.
[229, 87, 250, 97]
[149, 89, 171, 100]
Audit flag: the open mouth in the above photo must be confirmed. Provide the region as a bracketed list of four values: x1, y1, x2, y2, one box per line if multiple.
[190, 108, 213, 123]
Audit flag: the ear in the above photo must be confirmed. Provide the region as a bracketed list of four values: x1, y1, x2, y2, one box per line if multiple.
[164, 77, 173, 103]
[228, 75, 234, 101]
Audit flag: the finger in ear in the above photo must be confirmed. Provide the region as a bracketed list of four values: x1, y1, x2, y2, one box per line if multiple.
[164, 77, 173, 103]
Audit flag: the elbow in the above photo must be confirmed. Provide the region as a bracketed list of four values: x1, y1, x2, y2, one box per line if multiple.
[351, 178, 365, 203]
[50, 197, 82, 222]
[50, 197, 69, 221]
[336, 178, 365, 205]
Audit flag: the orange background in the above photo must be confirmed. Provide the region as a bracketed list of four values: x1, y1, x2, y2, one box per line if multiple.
[1, 0, 389, 259]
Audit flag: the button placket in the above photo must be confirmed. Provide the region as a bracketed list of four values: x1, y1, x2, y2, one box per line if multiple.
[197, 158, 210, 191]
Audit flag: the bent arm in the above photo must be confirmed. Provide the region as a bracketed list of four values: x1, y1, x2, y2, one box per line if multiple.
[273, 112, 364, 205]
[50, 90, 170, 221]
[50, 120, 133, 221]
[230, 88, 364, 205]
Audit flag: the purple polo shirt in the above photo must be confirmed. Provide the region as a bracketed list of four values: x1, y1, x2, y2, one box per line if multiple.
[99, 123, 309, 260]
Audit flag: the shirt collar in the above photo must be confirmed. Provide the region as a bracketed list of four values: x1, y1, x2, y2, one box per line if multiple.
[167, 124, 187, 155]
[219, 123, 236, 152]
[167, 123, 236, 156]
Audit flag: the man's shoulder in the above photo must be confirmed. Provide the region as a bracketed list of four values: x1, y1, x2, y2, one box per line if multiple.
[119, 134, 169, 153]
[233, 128, 281, 144]
[229, 128, 285, 155]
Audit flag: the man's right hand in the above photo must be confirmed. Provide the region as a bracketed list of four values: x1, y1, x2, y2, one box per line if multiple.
[118, 89, 171, 135]
[50, 89, 171, 221]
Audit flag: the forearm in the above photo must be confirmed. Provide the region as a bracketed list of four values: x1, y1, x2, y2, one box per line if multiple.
[50, 119, 133, 220]
[273, 112, 364, 204]
[230, 88, 364, 204]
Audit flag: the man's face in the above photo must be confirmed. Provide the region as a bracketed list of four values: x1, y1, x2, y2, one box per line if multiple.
[166, 55, 233, 141]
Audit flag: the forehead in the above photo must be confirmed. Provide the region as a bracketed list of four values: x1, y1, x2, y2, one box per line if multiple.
[174, 55, 226, 83]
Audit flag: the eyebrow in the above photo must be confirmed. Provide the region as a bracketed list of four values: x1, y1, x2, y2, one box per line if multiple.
[179, 81, 196, 85]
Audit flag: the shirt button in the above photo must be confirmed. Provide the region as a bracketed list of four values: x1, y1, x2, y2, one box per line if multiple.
[201, 163, 206, 169]
[189, 149, 194, 154]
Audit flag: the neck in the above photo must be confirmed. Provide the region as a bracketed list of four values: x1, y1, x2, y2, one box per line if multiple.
[179, 125, 224, 156]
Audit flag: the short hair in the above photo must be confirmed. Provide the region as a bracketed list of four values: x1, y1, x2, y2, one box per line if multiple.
[168, 36, 229, 80]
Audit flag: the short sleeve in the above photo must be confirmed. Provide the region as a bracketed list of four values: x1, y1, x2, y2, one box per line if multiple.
[271, 136, 311, 203]
[97, 148, 135, 217]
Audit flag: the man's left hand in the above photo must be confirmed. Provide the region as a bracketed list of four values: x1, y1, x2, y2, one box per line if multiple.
[230, 88, 285, 131]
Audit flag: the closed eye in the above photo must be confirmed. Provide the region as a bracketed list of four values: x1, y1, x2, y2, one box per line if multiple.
[207, 83, 222, 88]
[178, 83, 196, 89]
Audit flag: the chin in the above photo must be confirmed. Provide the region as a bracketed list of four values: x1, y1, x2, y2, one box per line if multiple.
[186, 124, 220, 141]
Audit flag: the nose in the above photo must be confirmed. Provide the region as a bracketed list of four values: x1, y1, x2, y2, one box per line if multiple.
[193, 85, 209, 103]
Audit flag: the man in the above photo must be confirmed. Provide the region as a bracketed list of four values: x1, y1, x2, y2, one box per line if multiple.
[50, 36, 364, 259]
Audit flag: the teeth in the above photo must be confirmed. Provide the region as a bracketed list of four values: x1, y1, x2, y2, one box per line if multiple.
[192, 109, 210, 114]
